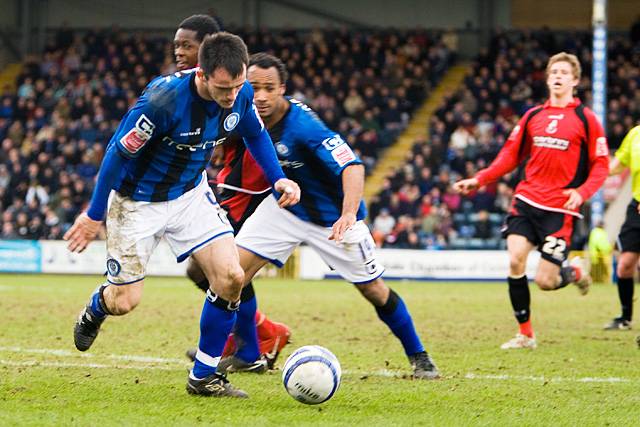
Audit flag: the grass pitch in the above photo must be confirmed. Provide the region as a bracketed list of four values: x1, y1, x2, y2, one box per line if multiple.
[0, 274, 638, 426]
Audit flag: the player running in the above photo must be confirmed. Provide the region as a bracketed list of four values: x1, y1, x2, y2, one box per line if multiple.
[65, 33, 300, 398]
[605, 125, 640, 331]
[174, 14, 291, 369]
[454, 52, 609, 349]
[222, 53, 439, 379]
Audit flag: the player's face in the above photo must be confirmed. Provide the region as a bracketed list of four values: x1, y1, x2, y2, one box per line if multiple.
[174, 28, 200, 70]
[248, 65, 285, 119]
[546, 61, 578, 98]
[198, 66, 247, 108]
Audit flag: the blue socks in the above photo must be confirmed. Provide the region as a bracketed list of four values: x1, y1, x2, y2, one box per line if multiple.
[375, 289, 425, 356]
[234, 293, 260, 363]
[89, 284, 109, 319]
[192, 290, 238, 379]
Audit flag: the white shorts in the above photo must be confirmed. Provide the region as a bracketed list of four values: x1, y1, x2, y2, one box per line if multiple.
[105, 176, 234, 284]
[235, 195, 384, 284]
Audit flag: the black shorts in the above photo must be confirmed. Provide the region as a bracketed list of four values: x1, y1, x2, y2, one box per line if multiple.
[502, 198, 576, 266]
[616, 200, 640, 253]
[217, 187, 270, 234]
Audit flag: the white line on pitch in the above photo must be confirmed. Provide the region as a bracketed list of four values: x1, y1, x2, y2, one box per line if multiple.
[0, 346, 186, 364]
[0, 359, 174, 370]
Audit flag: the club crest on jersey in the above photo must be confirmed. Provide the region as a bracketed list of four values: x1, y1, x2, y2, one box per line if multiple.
[275, 142, 290, 156]
[224, 113, 240, 132]
[106, 258, 121, 276]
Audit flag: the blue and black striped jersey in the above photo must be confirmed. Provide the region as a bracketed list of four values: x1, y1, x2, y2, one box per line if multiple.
[275, 98, 366, 226]
[109, 69, 264, 202]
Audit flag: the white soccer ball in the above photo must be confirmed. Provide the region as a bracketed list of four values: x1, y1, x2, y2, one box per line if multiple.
[282, 345, 341, 405]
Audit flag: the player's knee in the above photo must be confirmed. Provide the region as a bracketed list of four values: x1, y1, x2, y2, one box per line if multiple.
[508, 255, 527, 276]
[616, 261, 635, 278]
[534, 274, 556, 290]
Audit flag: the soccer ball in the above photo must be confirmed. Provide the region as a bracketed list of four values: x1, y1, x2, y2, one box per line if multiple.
[282, 345, 341, 404]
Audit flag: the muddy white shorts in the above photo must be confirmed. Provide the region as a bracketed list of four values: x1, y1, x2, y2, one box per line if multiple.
[235, 195, 384, 284]
[105, 176, 234, 284]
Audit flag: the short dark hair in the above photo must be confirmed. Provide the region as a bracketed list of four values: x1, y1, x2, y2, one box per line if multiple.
[249, 52, 289, 85]
[178, 15, 220, 42]
[198, 32, 249, 78]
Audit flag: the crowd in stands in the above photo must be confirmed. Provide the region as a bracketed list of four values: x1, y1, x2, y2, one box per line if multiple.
[0, 24, 452, 240]
[370, 28, 640, 249]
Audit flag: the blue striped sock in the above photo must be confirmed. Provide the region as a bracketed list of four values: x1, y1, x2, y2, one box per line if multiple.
[192, 295, 237, 379]
[234, 295, 260, 363]
[375, 290, 425, 356]
[89, 284, 108, 319]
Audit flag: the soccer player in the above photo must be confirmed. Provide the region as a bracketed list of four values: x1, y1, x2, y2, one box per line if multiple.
[174, 14, 291, 368]
[223, 53, 439, 379]
[453, 52, 609, 349]
[605, 125, 640, 330]
[65, 33, 300, 398]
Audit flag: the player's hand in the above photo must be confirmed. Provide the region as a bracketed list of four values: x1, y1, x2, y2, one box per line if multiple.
[562, 189, 584, 210]
[274, 178, 301, 208]
[63, 212, 102, 253]
[452, 178, 479, 195]
[329, 212, 356, 243]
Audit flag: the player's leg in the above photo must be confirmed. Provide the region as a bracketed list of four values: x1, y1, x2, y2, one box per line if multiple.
[501, 233, 537, 349]
[219, 195, 299, 372]
[354, 277, 439, 379]
[605, 251, 639, 330]
[606, 203, 640, 330]
[74, 193, 160, 352]
[308, 220, 438, 378]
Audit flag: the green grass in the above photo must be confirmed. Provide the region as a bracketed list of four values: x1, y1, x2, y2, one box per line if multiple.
[0, 274, 638, 426]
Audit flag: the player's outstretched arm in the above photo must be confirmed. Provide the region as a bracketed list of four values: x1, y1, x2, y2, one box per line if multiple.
[329, 164, 364, 242]
[64, 143, 127, 252]
[452, 177, 479, 195]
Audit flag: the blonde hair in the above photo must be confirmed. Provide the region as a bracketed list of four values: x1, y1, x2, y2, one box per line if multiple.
[546, 52, 581, 80]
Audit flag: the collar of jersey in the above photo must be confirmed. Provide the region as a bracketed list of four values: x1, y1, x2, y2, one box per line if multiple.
[543, 97, 581, 109]
[189, 73, 221, 117]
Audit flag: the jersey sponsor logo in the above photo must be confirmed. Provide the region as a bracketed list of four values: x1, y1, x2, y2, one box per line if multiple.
[321, 135, 346, 151]
[279, 159, 305, 169]
[224, 112, 240, 132]
[532, 135, 570, 150]
[596, 136, 609, 156]
[120, 114, 155, 153]
[545, 119, 559, 134]
[275, 142, 290, 156]
[331, 144, 356, 166]
[164, 136, 227, 151]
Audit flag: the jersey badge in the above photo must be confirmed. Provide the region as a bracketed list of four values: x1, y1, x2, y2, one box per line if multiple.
[120, 114, 155, 154]
[331, 144, 356, 167]
[224, 112, 240, 132]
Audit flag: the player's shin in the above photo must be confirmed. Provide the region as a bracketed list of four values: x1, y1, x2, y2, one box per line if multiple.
[508, 275, 533, 336]
[617, 277, 634, 321]
[232, 283, 260, 363]
[192, 289, 239, 379]
[374, 289, 425, 356]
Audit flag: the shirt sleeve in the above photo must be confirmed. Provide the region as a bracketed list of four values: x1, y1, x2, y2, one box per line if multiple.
[307, 123, 362, 176]
[615, 126, 640, 167]
[111, 86, 173, 159]
[576, 109, 609, 201]
[475, 111, 533, 186]
[234, 84, 264, 138]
